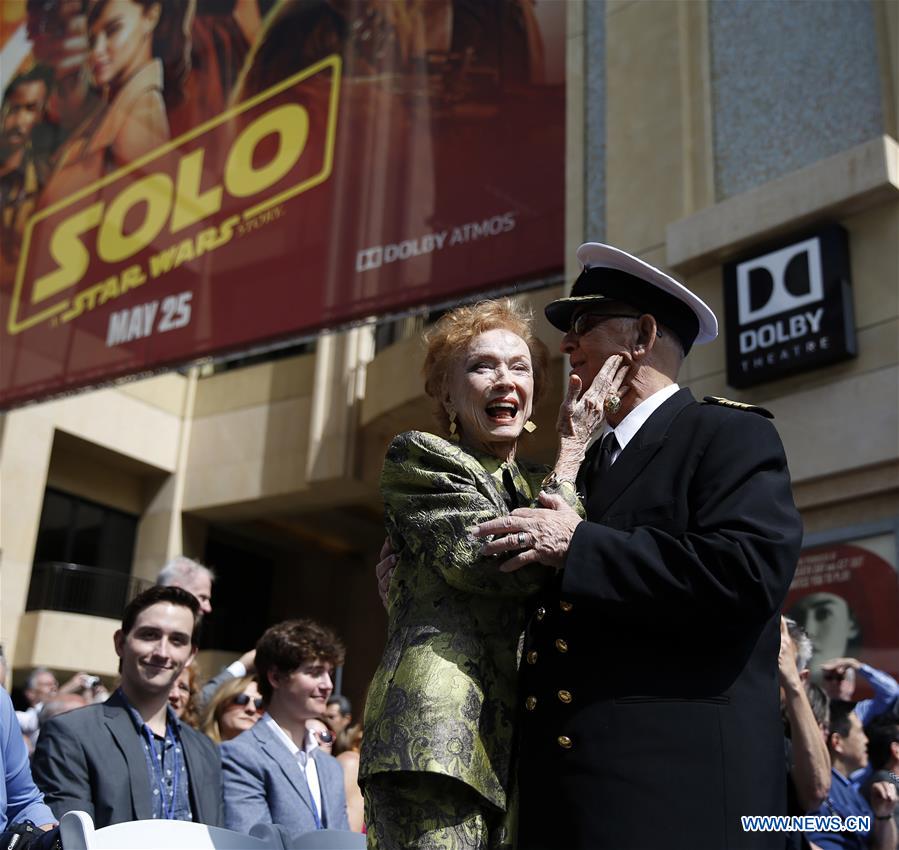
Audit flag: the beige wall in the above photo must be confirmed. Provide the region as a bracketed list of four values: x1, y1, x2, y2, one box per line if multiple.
[14, 611, 120, 676]
[605, 0, 715, 254]
[571, 1, 899, 539]
[183, 333, 376, 517]
[1, 377, 185, 673]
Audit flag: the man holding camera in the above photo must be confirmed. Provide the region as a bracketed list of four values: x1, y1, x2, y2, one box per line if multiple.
[31, 586, 223, 828]
[16, 668, 102, 752]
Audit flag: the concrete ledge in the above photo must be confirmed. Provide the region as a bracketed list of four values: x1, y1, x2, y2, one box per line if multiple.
[776, 364, 899, 484]
[193, 352, 315, 417]
[360, 333, 425, 428]
[667, 135, 899, 273]
[14, 610, 119, 675]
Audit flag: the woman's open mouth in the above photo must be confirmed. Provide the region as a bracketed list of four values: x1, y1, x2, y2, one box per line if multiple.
[485, 401, 519, 422]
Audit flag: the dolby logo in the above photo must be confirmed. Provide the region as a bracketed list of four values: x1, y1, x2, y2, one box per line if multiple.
[736, 237, 823, 325]
[723, 224, 856, 388]
[736, 238, 824, 355]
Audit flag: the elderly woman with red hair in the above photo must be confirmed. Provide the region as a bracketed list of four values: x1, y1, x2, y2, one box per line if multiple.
[360, 299, 627, 850]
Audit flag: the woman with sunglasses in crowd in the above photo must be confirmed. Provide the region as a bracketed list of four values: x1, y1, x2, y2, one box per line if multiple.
[200, 675, 263, 744]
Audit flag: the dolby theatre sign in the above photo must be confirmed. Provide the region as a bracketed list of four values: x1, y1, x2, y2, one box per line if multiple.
[723, 224, 857, 388]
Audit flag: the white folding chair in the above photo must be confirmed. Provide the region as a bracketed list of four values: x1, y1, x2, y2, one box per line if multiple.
[59, 811, 285, 850]
[292, 832, 365, 850]
[250, 823, 366, 850]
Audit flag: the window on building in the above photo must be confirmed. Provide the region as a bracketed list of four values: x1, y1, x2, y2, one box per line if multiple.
[201, 536, 273, 652]
[32, 489, 137, 573]
[27, 489, 141, 618]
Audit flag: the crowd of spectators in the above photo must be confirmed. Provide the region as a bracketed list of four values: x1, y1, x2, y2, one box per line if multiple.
[1, 556, 365, 847]
[2, 560, 897, 848]
[778, 616, 899, 849]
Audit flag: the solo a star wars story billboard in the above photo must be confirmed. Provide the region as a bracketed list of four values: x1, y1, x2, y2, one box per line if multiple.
[0, 0, 565, 407]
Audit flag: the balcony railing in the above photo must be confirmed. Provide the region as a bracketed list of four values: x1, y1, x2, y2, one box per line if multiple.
[26, 562, 153, 620]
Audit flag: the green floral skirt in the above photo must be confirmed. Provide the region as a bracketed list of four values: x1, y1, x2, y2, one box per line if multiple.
[364, 771, 514, 850]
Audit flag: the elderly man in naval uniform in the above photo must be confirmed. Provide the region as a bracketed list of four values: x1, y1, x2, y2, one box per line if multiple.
[474, 242, 803, 850]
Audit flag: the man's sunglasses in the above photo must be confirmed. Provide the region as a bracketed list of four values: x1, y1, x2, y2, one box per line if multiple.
[569, 312, 641, 336]
[231, 693, 264, 710]
[313, 729, 334, 744]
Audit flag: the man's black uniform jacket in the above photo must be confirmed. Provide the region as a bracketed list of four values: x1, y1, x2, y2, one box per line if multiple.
[518, 387, 802, 850]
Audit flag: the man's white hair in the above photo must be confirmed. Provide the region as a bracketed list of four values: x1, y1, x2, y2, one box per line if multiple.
[156, 556, 215, 588]
[25, 666, 55, 691]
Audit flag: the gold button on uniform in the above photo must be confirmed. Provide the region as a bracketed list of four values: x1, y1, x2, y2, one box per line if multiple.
[560, 600, 573, 612]
[557, 735, 572, 749]
[555, 638, 568, 653]
[557, 690, 572, 703]
[525, 696, 537, 711]
[526, 651, 538, 665]
[536, 607, 546, 621]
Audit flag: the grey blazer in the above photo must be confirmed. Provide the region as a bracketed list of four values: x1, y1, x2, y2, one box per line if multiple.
[31, 691, 224, 828]
[220, 718, 349, 835]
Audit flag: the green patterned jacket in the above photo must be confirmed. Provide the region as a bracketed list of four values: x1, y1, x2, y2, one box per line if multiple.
[359, 430, 581, 810]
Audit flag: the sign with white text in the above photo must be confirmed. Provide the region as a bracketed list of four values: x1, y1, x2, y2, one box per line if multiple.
[722, 224, 856, 388]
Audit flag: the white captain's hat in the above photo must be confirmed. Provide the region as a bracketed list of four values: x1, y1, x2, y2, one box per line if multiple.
[545, 242, 718, 354]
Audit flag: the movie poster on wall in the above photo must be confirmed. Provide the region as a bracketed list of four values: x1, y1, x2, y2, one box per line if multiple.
[784, 533, 899, 682]
[0, 1, 566, 408]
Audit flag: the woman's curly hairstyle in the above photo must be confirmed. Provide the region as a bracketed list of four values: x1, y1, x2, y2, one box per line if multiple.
[255, 619, 345, 704]
[422, 299, 548, 435]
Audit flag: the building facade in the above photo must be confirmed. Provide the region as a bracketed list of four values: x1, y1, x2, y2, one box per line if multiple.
[2, 0, 897, 706]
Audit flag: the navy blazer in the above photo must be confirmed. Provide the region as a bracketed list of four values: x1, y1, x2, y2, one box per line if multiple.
[221, 718, 349, 835]
[31, 691, 223, 828]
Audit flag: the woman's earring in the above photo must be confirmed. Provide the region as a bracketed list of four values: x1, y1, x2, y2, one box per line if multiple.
[523, 420, 537, 433]
[448, 410, 459, 441]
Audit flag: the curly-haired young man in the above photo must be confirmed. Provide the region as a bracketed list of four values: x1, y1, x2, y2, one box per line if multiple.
[221, 619, 349, 835]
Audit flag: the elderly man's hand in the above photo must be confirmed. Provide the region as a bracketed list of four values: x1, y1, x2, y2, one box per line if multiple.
[472, 493, 582, 572]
